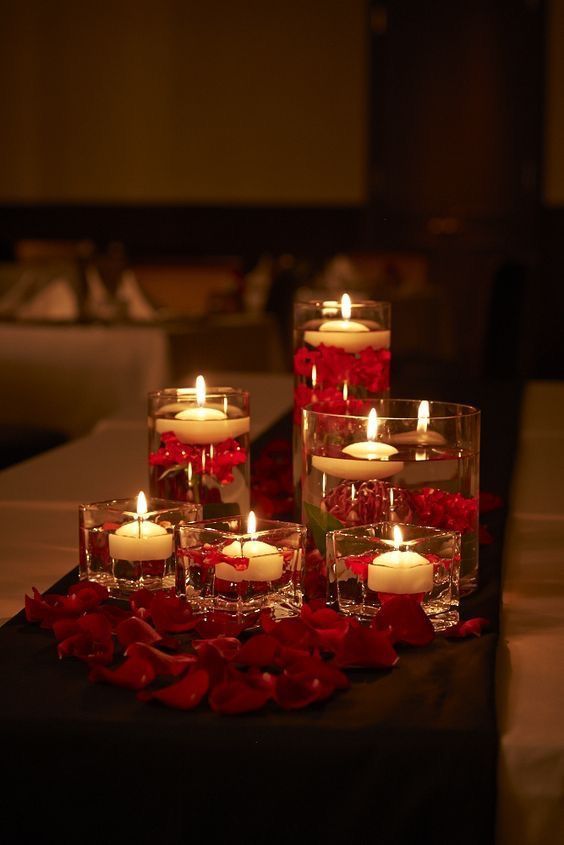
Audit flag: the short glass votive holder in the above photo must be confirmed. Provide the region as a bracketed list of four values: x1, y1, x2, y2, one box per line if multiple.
[302, 398, 480, 594]
[79, 498, 202, 597]
[175, 516, 306, 621]
[148, 386, 250, 518]
[327, 523, 460, 630]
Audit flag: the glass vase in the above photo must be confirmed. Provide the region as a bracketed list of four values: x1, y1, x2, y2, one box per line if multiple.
[327, 522, 460, 630]
[79, 497, 202, 597]
[302, 399, 480, 594]
[175, 515, 306, 623]
[148, 386, 250, 518]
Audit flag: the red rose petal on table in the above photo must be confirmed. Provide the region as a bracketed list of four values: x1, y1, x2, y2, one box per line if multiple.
[139, 668, 209, 710]
[68, 581, 109, 608]
[479, 524, 494, 545]
[261, 615, 313, 650]
[334, 619, 398, 669]
[192, 641, 230, 686]
[191, 637, 241, 661]
[125, 642, 196, 676]
[194, 612, 247, 639]
[25, 588, 84, 627]
[234, 634, 279, 667]
[275, 657, 349, 709]
[373, 595, 435, 647]
[58, 630, 114, 665]
[129, 588, 158, 618]
[116, 616, 161, 647]
[100, 604, 132, 630]
[300, 605, 349, 653]
[209, 669, 273, 715]
[150, 595, 198, 634]
[479, 492, 503, 513]
[443, 617, 490, 638]
[89, 656, 156, 689]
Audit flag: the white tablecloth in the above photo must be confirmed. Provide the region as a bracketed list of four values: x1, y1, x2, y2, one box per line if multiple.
[0, 323, 170, 437]
[496, 381, 564, 844]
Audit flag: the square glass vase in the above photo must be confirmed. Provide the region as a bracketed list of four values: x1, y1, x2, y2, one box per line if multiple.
[327, 522, 460, 631]
[79, 497, 202, 597]
[175, 516, 306, 622]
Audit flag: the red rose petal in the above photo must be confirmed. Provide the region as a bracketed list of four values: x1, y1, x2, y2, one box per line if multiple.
[192, 637, 241, 661]
[115, 616, 161, 647]
[58, 630, 114, 665]
[373, 596, 435, 647]
[194, 612, 247, 639]
[192, 641, 230, 686]
[139, 668, 209, 709]
[300, 604, 349, 653]
[234, 634, 279, 667]
[209, 670, 273, 715]
[334, 620, 398, 669]
[89, 656, 156, 689]
[150, 595, 198, 634]
[125, 642, 196, 676]
[443, 617, 489, 638]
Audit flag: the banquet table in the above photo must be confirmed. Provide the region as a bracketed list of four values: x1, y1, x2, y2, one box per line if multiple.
[0, 374, 562, 843]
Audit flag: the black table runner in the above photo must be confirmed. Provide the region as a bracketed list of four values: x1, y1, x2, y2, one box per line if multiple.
[0, 379, 522, 845]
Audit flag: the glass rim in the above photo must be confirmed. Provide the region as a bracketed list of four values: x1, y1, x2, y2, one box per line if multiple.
[303, 398, 480, 422]
[328, 521, 461, 543]
[295, 298, 390, 309]
[79, 497, 202, 515]
[177, 515, 305, 540]
[148, 386, 249, 400]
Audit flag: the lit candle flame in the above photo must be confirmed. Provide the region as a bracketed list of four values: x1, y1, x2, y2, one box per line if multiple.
[311, 364, 317, 389]
[195, 375, 206, 408]
[393, 524, 403, 549]
[247, 510, 257, 535]
[341, 292, 352, 321]
[417, 400, 430, 435]
[351, 483, 356, 501]
[342, 381, 348, 401]
[367, 408, 378, 441]
[136, 491, 148, 518]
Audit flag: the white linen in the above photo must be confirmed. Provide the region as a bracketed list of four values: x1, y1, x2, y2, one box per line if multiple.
[497, 381, 564, 844]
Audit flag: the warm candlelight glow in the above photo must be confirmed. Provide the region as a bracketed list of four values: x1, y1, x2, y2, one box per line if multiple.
[342, 381, 348, 401]
[247, 510, 257, 535]
[136, 491, 148, 518]
[341, 292, 352, 321]
[367, 408, 378, 441]
[196, 375, 206, 407]
[311, 364, 317, 388]
[417, 400, 430, 435]
[393, 524, 403, 549]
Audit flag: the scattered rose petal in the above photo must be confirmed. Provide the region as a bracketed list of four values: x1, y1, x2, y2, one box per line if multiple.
[275, 656, 349, 710]
[139, 669, 209, 710]
[373, 596, 435, 647]
[300, 604, 349, 653]
[234, 634, 279, 667]
[194, 612, 248, 639]
[334, 619, 398, 669]
[150, 595, 199, 634]
[443, 617, 490, 638]
[209, 669, 273, 715]
[115, 616, 161, 647]
[89, 656, 156, 689]
[191, 637, 241, 661]
[125, 642, 196, 676]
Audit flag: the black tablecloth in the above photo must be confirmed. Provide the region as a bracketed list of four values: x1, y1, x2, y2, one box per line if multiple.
[0, 379, 522, 845]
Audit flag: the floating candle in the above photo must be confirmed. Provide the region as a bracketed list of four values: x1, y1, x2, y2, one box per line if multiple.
[155, 375, 250, 444]
[215, 511, 284, 583]
[312, 408, 404, 480]
[367, 525, 433, 594]
[304, 293, 390, 352]
[391, 400, 447, 447]
[108, 492, 172, 562]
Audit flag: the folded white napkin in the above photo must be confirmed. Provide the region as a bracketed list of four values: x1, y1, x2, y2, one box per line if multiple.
[15, 277, 79, 321]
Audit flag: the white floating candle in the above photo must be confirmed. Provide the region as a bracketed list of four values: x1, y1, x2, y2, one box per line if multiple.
[109, 492, 172, 562]
[390, 400, 447, 446]
[215, 511, 284, 583]
[304, 293, 390, 352]
[155, 375, 250, 444]
[312, 408, 403, 480]
[367, 526, 433, 594]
